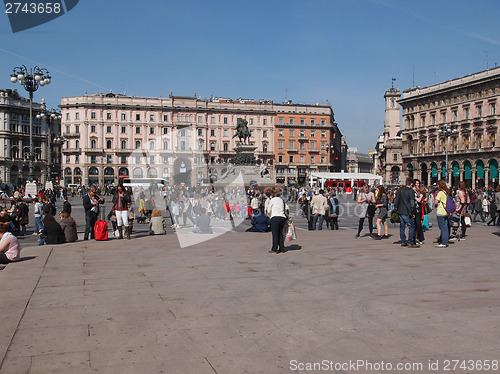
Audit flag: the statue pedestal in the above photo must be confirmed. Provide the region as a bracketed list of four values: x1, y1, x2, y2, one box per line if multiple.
[234, 144, 257, 154]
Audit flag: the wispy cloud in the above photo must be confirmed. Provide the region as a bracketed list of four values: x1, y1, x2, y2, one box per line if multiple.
[0, 48, 108, 90]
[467, 33, 500, 47]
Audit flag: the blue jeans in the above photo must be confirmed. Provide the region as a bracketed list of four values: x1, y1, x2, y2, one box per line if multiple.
[312, 214, 324, 230]
[34, 216, 43, 233]
[436, 214, 450, 245]
[399, 214, 415, 245]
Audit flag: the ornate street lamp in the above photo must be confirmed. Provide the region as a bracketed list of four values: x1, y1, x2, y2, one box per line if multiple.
[10, 65, 51, 182]
[37, 110, 63, 183]
[438, 124, 458, 182]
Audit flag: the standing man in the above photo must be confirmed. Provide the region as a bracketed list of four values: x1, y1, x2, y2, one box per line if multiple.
[83, 187, 102, 240]
[310, 190, 328, 230]
[394, 177, 419, 248]
[16, 198, 29, 236]
[33, 196, 44, 235]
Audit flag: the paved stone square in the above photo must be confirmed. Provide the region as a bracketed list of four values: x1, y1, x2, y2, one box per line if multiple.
[0, 221, 499, 373]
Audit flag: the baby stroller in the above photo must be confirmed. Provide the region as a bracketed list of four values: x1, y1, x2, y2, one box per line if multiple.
[449, 212, 464, 241]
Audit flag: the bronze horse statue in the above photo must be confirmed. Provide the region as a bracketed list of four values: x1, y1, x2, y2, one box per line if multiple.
[232, 118, 251, 144]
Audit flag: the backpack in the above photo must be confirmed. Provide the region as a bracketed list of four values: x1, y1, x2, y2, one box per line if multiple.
[445, 195, 456, 213]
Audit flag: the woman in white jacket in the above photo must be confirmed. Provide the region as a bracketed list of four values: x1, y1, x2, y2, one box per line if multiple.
[266, 188, 289, 254]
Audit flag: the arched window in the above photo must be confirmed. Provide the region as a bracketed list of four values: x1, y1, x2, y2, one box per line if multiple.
[75, 140, 79, 149]
[149, 141, 155, 150]
[121, 140, 127, 149]
[106, 140, 112, 149]
[135, 140, 141, 149]
[263, 143, 268, 152]
[91, 139, 97, 149]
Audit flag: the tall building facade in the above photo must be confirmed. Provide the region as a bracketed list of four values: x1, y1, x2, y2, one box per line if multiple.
[60, 93, 341, 187]
[273, 103, 342, 185]
[375, 86, 403, 184]
[398, 67, 500, 189]
[0, 89, 62, 186]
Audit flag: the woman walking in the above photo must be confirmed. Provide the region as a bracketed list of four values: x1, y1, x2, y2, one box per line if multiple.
[374, 185, 389, 239]
[266, 188, 289, 254]
[356, 184, 376, 238]
[435, 180, 450, 248]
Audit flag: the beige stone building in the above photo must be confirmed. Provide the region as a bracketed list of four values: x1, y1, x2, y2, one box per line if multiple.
[59, 93, 342, 187]
[399, 67, 500, 189]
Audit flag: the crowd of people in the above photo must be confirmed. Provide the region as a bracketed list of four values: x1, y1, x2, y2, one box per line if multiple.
[0, 178, 499, 264]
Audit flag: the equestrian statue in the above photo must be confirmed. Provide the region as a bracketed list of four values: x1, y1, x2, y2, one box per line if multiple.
[232, 118, 251, 144]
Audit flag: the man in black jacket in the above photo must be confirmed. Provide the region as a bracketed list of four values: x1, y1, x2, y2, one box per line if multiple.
[83, 187, 102, 240]
[394, 177, 419, 248]
[16, 199, 29, 236]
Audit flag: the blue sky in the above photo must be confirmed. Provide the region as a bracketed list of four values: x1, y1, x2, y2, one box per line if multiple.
[2, 0, 500, 153]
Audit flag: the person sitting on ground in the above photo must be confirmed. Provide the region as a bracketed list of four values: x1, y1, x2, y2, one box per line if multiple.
[40, 214, 65, 245]
[193, 208, 213, 234]
[59, 211, 78, 243]
[247, 209, 271, 232]
[149, 209, 166, 235]
[0, 222, 21, 264]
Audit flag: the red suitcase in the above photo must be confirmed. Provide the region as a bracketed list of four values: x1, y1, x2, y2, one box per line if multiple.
[94, 220, 108, 241]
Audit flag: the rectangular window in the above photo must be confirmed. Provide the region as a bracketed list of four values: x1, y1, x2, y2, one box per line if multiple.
[453, 110, 457, 121]
[263, 130, 268, 138]
[177, 115, 181, 122]
[278, 155, 283, 163]
[394, 153, 398, 161]
[289, 140, 295, 149]
[121, 156, 127, 164]
[300, 143, 305, 151]
[321, 119, 325, 125]
[91, 112, 96, 119]
[66, 113, 70, 120]
[300, 118, 305, 125]
[136, 126, 140, 134]
[121, 126, 126, 134]
[278, 140, 284, 150]
[278, 129, 283, 137]
[311, 119, 315, 126]
[75, 113, 79, 120]
[477, 105, 482, 117]
[224, 129, 228, 137]
[75, 125, 79, 134]
[311, 141, 316, 150]
[107, 113, 111, 120]
[321, 130, 326, 138]
[107, 155, 112, 164]
[300, 155, 305, 163]
[310, 130, 315, 137]
[65, 155, 70, 163]
[210, 129, 215, 136]
[223, 117, 228, 124]
[198, 129, 203, 136]
[136, 114, 140, 121]
[91, 125, 96, 133]
[90, 155, 97, 163]
[321, 156, 326, 164]
[491, 103, 496, 115]
[198, 116, 203, 123]
[279, 117, 284, 125]
[289, 155, 294, 163]
[289, 129, 294, 137]
[310, 156, 315, 164]
[263, 118, 268, 125]
[106, 126, 112, 133]
[150, 127, 155, 134]
[121, 113, 126, 121]
[163, 114, 168, 121]
[210, 142, 216, 151]
[441, 112, 446, 123]
[290, 118, 294, 125]
[249, 118, 254, 125]
[150, 114, 155, 121]
[75, 155, 79, 164]
[431, 114, 436, 125]
[210, 117, 215, 124]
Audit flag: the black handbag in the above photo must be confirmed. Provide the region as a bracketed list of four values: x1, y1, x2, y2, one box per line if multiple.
[367, 203, 376, 217]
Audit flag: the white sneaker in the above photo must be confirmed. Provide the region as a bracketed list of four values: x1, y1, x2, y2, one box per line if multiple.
[435, 244, 448, 248]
